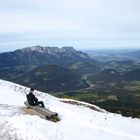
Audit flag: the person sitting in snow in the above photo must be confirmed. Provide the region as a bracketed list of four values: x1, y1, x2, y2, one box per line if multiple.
[26, 88, 45, 107]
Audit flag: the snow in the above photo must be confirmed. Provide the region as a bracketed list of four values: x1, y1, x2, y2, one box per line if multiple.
[0, 79, 140, 140]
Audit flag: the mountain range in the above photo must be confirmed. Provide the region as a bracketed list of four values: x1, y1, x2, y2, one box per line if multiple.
[0, 46, 95, 92]
[1, 46, 140, 93]
[0, 46, 91, 67]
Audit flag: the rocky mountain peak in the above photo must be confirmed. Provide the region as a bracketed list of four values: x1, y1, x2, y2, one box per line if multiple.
[16, 45, 45, 53]
[60, 46, 76, 53]
[16, 46, 77, 54]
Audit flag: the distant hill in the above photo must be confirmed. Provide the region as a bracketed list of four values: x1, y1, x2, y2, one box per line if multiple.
[124, 68, 140, 81]
[94, 69, 121, 83]
[14, 65, 89, 92]
[125, 50, 140, 59]
[70, 61, 100, 76]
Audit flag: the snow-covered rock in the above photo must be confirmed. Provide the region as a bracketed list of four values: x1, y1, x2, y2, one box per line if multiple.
[0, 79, 140, 140]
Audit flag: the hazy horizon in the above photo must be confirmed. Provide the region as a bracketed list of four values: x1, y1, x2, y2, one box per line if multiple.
[0, 0, 140, 51]
[0, 45, 140, 53]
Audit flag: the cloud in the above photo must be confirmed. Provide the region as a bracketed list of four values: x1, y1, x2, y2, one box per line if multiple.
[0, 0, 140, 50]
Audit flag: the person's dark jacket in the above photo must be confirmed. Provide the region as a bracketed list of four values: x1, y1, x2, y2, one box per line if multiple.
[26, 92, 38, 105]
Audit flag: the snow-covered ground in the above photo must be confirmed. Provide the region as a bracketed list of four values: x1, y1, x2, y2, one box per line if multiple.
[0, 79, 140, 140]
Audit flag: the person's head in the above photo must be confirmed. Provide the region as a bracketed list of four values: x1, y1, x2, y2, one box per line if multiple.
[30, 88, 34, 93]
[30, 88, 34, 91]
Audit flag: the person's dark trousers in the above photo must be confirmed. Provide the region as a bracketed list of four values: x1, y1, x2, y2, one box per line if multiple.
[37, 101, 45, 107]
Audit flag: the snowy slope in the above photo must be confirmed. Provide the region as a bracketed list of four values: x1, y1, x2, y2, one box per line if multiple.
[0, 79, 140, 140]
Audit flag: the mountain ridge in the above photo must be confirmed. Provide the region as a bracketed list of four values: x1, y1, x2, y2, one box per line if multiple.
[0, 46, 92, 67]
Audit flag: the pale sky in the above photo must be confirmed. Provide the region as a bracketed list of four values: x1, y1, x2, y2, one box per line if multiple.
[0, 0, 140, 51]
